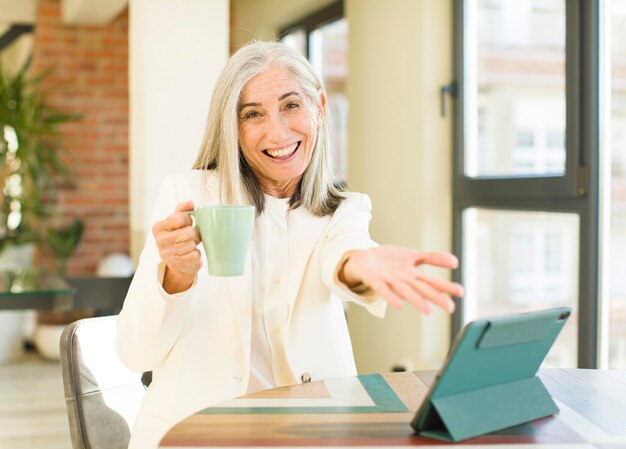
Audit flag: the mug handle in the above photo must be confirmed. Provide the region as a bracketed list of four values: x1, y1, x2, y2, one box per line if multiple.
[184, 210, 196, 224]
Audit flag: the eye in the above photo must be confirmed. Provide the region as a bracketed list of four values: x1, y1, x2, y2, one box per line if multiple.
[285, 102, 300, 110]
[242, 110, 261, 120]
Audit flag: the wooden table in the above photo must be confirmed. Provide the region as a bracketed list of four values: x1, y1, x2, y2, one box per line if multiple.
[159, 369, 626, 448]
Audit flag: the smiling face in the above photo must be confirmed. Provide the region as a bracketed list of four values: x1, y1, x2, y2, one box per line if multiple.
[237, 67, 323, 198]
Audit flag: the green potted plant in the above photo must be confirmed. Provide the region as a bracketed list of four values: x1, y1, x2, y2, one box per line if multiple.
[0, 59, 83, 362]
[0, 59, 81, 259]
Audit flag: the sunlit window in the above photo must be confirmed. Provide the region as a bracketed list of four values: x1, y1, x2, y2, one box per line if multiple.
[607, 0, 626, 370]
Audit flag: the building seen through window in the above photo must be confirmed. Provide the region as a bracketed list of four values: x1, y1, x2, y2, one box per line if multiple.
[464, 0, 576, 367]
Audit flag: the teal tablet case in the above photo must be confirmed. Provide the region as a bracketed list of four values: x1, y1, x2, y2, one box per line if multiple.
[411, 307, 571, 442]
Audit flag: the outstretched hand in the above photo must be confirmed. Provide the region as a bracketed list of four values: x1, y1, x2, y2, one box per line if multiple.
[339, 246, 465, 314]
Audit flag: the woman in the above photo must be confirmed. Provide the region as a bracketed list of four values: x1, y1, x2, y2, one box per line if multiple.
[116, 41, 464, 449]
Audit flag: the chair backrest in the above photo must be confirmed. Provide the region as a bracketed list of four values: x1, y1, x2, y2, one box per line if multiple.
[60, 316, 145, 449]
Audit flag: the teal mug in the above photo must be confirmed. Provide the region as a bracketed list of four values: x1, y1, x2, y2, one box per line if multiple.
[187, 205, 255, 276]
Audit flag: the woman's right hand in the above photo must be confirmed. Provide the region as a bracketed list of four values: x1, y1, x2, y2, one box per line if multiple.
[152, 200, 202, 294]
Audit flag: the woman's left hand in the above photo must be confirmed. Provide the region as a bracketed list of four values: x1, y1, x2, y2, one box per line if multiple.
[339, 246, 465, 314]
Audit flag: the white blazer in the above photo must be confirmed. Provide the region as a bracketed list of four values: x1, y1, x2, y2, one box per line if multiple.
[116, 170, 386, 449]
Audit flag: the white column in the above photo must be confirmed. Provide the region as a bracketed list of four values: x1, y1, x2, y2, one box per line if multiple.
[129, 0, 229, 262]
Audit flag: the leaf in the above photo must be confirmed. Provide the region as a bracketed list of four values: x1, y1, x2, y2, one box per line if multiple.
[0, 58, 82, 257]
[46, 219, 84, 260]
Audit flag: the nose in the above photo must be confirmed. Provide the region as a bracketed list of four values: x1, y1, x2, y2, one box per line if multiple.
[264, 111, 290, 143]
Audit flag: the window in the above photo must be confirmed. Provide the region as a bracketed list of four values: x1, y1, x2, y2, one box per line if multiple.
[462, 208, 579, 367]
[467, 0, 567, 179]
[515, 130, 535, 148]
[280, 2, 348, 182]
[453, 0, 601, 368]
[607, 0, 626, 369]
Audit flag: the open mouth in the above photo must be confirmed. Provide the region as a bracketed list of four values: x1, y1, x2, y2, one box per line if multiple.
[262, 142, 300, 160]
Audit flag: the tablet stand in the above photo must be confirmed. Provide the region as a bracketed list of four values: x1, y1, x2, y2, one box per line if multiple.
[419, 375, 558, 442]
[414, 308, 569, 442]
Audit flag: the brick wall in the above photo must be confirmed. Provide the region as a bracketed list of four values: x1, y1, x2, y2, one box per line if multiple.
[31, 0, 129, 275]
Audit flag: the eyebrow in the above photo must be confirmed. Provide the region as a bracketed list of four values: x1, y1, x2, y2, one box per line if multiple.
[239, 91, 301, 112]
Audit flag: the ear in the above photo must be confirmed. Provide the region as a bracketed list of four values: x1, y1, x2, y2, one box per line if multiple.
[317, 92, 326, 127]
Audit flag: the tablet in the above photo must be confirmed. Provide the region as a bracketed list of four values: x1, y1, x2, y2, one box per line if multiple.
[411, 306, 571, 442]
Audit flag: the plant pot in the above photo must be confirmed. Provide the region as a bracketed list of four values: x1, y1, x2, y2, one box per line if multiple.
[0, 311, 27, 364]
[34, 309, 97, 360]
[32, 323, 65, 360]
[0, 243, 35, 365]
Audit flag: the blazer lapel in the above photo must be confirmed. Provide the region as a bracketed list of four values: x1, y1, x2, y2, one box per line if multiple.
[286, 207, 330, 323]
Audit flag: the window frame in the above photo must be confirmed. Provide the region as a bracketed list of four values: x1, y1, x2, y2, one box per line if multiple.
[278, 1, 344, 58]
[452, 0, 602, 368]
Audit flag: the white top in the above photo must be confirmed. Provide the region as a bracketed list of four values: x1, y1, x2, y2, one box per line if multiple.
[248, 195, 296, 393]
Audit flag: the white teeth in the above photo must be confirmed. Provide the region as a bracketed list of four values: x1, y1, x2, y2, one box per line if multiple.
[267, 143, 297, 158]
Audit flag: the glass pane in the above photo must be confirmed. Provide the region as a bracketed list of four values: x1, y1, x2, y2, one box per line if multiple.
[465, 0, 566, 177]
[608, 0, 626, 369]
[309, 18, 348, 181]
[462, 208, 579, 367]
[280, 28, 307, 57]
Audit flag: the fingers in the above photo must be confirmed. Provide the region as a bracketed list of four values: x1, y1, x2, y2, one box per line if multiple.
[158, 237, 201, 274]
[152, 201, 202, 276]
[415, 251, 459, 269]
[161, 238, 198, 258]
[165, 249, 203, 275]
[388, 276, 432, 314]
[175, 200, 195, 213]
[153, 201, 196, 236]
[395, 247, 459, 269]
[368, 278, 404, 308]
[395, 271, 455, 313]
[152, 201, 199, 242]
[411, 268, 465, 298]
[349, 246, 463, 314]
[155, 224, 201, 252]
[365, 268, 460, 314]
[369, 272, 454, 314]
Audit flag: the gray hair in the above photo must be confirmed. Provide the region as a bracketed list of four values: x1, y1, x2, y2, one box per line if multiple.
[192, 41, 344, 216]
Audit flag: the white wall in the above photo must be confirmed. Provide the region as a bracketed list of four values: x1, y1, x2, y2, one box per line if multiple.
[345, 0, 454, 372]
[0, 0, 36, 74]
[129, 0, 229, 261]
[0, 34, 33, 75]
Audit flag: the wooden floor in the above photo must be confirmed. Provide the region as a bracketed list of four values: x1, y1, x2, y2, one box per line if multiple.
[0, 352, 72, 449]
